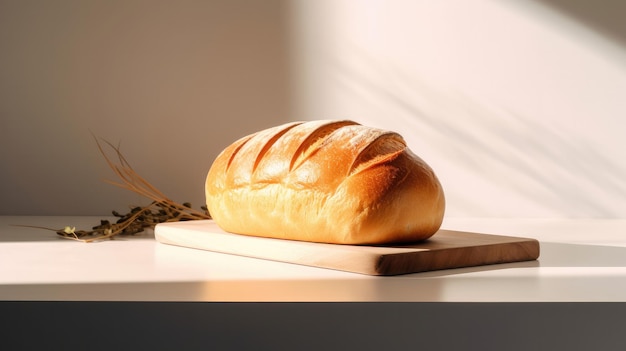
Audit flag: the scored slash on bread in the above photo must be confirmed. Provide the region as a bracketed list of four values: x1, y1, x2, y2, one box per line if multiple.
[206, 120, 445, 245]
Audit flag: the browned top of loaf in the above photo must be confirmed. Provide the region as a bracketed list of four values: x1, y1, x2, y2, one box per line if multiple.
[214, 120, 408, 192]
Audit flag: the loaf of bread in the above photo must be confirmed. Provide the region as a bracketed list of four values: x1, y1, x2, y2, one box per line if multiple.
[205, 120, 445, 245]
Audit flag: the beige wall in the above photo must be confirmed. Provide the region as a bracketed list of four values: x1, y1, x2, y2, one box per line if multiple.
[0, 0, 292, 215]
[2, 0, 625, 218]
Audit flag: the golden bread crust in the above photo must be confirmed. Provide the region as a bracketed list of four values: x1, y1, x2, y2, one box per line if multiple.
[205, 120, 445, 244]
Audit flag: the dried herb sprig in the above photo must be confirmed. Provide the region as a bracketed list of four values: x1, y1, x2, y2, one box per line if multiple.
[72, 136, 213, 242]
[94, 137, 210, 219]
[16, 137, 211, 242]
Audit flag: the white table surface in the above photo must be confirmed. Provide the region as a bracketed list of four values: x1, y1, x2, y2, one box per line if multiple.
[2, 215, 626, 302]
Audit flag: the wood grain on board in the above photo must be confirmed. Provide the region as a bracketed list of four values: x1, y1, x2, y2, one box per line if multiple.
[155, 220, 540, 275]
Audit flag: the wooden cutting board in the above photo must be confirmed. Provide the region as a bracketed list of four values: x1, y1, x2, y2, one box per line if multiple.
[155, 220, 540, 276]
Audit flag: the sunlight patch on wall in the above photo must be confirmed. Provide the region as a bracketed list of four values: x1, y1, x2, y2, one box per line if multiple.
[288, 0, 626, 217]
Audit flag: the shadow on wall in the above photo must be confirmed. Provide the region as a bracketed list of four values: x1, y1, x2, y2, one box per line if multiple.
[534, 0, 626, 47]
[0, 0, 293, 215]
